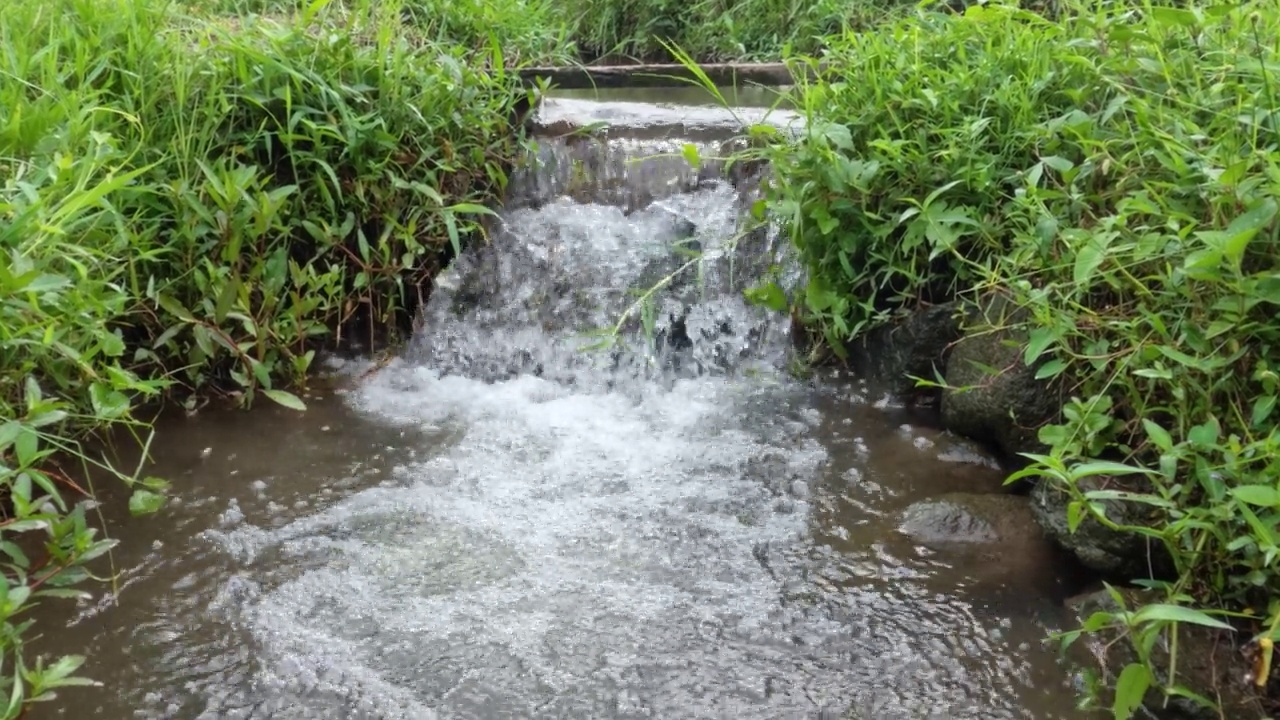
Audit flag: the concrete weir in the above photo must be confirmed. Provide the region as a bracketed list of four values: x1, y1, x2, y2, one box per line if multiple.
[517, 61, 815, 90]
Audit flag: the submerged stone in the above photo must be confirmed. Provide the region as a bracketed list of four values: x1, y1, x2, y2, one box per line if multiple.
[895, 492, 1079, 603]
[898, 492, 1043, 547]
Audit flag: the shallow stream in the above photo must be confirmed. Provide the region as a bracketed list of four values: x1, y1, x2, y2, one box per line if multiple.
[32, 89, 1097, 720]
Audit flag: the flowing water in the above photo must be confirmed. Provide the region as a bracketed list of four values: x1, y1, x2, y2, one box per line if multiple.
[32, 91, 1098, 719]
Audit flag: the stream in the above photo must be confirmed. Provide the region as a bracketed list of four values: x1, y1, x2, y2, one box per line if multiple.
[32, 89, 1097, 719]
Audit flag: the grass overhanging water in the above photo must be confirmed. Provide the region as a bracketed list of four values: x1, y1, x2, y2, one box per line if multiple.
[733, 1, 1280, 716]
[3, 0, 1279, 717]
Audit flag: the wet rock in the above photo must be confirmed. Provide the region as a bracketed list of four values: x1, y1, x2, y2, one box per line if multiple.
[895, 493, 1076, 602]
[1065, 589, 1265, 720]
[898, 492, 1043, 547]
[940, 299, 1061, 459]
[848, 303, 962, 399]
[1032, 475, 1170, 578]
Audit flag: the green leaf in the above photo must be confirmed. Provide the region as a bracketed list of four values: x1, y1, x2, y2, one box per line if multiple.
[15, 427, 38, 468]
[1073, 234, 1110, 287]
[34, 589, 91, 601]
[263, 389, 307, 412]
[1034, 358, 1067, 380]
[89, 383, 129, 420]
[1113, 662, 1151, 720]
[128, 489, 166, 516]
[1219, 198, 1277, 269]
[444, 212, 462, 257]
[41, 655, 86, 683]
[45, 566, 90, 587]
[0, 421, 20, 451]
[821, 123, 853, 150]
[1142, 419, 1173, 452]
[192, 324, 215, 358]
[6, 585, 29, 611]
[447, 202, 497, 217]
[214, 276, 240, 324]
[5, 520, 49, 534]
[1069, 460, 1157, 479]
[1149, 6, 1199, 28]
[1230, 485, 1280, 507]
[1133, 366, 1172, 380]
[24, 376, 42, 409]
[20, 273, 72, 294]
[1187, 418, 1220, 447]
[0, 542, 30, 569]
[681, 143, 701, 170]
[743, 282, 788, 313]
[78, 539, 119, 564]
[1252, 395, 1277, 428]
[1023, 327, 1056, 366]
[1084, 490, 1175, 509]
[1067, 500, 1084, 533]
[1131, 603, 1235, 630]
[156, 293, 194, 322]
[98, 330, 125, 358]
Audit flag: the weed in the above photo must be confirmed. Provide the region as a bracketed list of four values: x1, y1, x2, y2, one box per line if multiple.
[0, 0, 534, 708]
[560, 0, 906, 63]
[761, 0, 1280, 715]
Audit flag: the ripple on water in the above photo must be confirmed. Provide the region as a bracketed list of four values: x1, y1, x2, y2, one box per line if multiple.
[182, 364, 1085, 720]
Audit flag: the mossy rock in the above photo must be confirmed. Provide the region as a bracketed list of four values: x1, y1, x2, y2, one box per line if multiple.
[940, 297, 1061, 459]
[849, 302, 963, 399]
[1031, 476, 1171, 579]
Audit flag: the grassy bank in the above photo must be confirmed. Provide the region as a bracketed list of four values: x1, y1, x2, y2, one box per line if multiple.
[759, 0, 1280, 716]
[0, 0, 543, 707]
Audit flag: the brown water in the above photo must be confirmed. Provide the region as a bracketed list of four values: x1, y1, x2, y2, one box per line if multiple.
[29, 91, 1098, 720]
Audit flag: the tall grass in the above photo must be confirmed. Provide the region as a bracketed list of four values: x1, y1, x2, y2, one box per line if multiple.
[557, 0, 907, 63]
[0, 0, 538, 708]
[759, 0, 1280, 715]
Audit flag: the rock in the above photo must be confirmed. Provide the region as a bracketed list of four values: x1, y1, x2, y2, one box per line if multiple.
[849, 302, 963, 399]
[898, 492, 1043, 547]
[1031, 475, 1171, 579]
[940, 298, 1061, 459]
[894, 492, 1077, 602]
[1065, 589, 1265, 720]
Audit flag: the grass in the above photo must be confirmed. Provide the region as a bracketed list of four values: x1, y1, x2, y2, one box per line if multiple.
[561, 0, 904, 62]
[0, 0, 541, 709]
[750, 0, 1280, 716]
